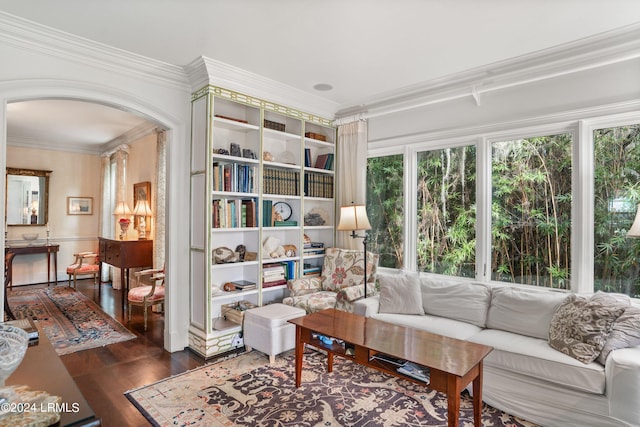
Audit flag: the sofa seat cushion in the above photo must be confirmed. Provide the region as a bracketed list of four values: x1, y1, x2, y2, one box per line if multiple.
[282, 291, 337, 313]
[371, 313, 483, 341]
[469, 329, 606, 394]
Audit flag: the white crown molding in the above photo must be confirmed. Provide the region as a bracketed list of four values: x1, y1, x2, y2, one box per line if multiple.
[339, 22, 640, 119]
[185, 56, 340, 119]
[0, 12, 190, 91]
[8, 122, 157, 155]
[7, 135, 104, 154]
[368, 99, 640, 151]
[104, 122, 158, 151]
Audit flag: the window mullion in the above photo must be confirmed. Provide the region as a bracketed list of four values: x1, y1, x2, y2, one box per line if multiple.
[476, 136, 491, 282]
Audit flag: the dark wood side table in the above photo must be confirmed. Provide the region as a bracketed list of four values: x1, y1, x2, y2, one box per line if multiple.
[5, 243, 60, 287]
[7, 322, 101, 426]
[98, 237, 153, 312]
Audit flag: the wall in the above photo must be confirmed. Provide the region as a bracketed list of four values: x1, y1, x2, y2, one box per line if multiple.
[6, 145, 101, 285]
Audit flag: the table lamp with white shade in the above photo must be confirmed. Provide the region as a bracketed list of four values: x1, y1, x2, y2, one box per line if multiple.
[133, 199, 152, 240]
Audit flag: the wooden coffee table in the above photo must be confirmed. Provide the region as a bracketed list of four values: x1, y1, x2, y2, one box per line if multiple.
[289, 308, 493, 427]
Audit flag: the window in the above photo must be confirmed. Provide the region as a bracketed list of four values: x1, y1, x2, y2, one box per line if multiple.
[416, 146, 476, 277]
[593, 124, 640, 297]
[366, 116, 640, 297]
[367, 155, 404, 268]
[491, 134, 572, 288]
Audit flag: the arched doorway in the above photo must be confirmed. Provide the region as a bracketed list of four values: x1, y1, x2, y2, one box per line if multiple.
[1, 81, 187, 352]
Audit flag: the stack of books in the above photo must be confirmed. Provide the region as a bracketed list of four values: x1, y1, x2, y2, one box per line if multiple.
[397, 361, 431, 384]
[262, 263, 287, 287]
[230, 280, 257, 291]
[303, 263, 321, 277]
[304, 241, 325, 256]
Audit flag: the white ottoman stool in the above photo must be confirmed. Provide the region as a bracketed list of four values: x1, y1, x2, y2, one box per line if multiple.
[243, 303, 306, 363]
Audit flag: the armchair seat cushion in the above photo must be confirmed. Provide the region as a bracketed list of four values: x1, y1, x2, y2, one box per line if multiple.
[283, 291, 337, 313]
[128, 285, 165, 303]
[67, 264, 99, 274]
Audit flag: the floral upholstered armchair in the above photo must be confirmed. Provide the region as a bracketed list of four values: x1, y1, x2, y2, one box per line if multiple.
[283, 247, 379, 313]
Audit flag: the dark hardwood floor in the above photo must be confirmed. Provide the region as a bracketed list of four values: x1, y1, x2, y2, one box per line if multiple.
[17, 278, 206, 426]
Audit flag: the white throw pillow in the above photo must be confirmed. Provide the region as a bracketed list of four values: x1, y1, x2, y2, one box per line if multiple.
[378, 272, 424, 315]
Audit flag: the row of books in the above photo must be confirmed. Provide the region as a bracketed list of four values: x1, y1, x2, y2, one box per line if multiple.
[304, 172, 334, 198]
[263, 168, 300, 196]
[212, 198, 257, 228]
[304, 149, 334, 170]
[213, 162, 257, 193]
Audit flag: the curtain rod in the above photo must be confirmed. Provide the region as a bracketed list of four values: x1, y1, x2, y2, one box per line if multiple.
[333, 112, 368, 127]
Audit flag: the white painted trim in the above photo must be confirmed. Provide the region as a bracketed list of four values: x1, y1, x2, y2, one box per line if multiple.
[185, 56, 339, 119]
[338, 22, 640, 120]
[0, 12, 189, 90]
[368, 99, 640, 151]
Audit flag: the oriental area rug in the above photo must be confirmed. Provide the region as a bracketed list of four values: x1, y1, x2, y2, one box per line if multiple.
[126, 350, 539, 427]
[8, 285, 135, 355]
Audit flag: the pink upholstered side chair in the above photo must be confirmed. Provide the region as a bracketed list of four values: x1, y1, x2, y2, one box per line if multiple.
[128, 266, 165, 331]
[66, 251, 100, 290]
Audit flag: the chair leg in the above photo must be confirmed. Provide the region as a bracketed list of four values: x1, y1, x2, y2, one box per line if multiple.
[144, 306, 148, 331]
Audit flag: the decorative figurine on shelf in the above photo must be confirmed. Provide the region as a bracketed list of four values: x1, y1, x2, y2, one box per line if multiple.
[230, 142, 241, 157]
[118, 218, 130, 240]
[263, 151, 274, 161]
[283, 244, 297, 257]
[242, 149, 257, 159]
[213, 246, 240, 264]
[263, 236, 285, 258]
[235, 244, 246, 261]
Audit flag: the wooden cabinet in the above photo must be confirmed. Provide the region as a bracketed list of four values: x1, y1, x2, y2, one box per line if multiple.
[189, 86, 335, 358]
[98, 237, 153, 311]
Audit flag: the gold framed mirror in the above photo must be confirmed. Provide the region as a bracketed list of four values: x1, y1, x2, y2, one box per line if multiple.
[5, 167, 51, 226]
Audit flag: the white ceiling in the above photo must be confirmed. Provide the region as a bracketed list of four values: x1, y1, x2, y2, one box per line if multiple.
[2, 0, 640, 150]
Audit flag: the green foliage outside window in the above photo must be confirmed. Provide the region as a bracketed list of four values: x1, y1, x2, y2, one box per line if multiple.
[491, 135, 572, 288]
[594, 124, 640, 297]
[417, 146, 476, 277]
[367, 155, 404, 268]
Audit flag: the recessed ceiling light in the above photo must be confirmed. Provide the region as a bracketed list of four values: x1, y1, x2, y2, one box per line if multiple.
[313, 83, 333, 91]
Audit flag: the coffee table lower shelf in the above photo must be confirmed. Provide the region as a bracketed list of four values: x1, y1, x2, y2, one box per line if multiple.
[289, 309, 492, 427]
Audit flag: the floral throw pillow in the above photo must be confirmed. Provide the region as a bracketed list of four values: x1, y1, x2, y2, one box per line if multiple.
[549, 294, 625, 364]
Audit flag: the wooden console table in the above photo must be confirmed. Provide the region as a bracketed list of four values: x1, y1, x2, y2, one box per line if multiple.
[290, 309, 493, 427]
[5, 243, 59, 286]
[98, 237, 152, 312]
[8, 322, 100, 426]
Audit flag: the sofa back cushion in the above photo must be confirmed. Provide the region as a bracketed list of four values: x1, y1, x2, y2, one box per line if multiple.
[321, 248, 379, 292]
[487, 286, 568, 339]
[421, 279, 491, 327]
[378, 271, 424, 315]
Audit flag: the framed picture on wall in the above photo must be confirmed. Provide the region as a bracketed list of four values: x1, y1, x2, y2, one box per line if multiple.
[133, 181, 151, 231]
[67, 197, 93, 215]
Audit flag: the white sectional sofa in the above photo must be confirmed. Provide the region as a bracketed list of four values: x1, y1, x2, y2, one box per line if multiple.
[353, 271, 640, 427]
